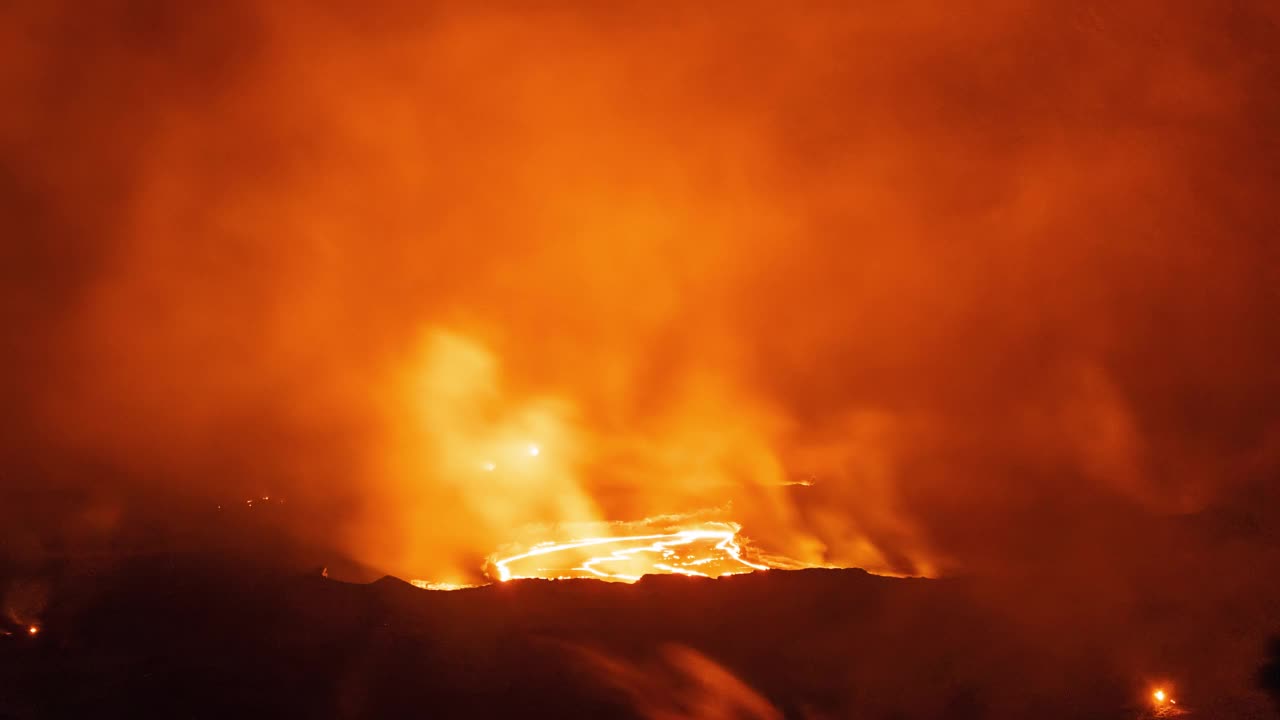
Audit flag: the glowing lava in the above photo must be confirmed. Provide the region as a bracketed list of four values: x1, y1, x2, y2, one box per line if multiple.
[492, 526, 771, 583]
[409, 580, 482, 591]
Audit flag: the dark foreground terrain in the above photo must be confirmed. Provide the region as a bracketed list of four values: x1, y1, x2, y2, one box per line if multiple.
[1, 554, 1277, 719]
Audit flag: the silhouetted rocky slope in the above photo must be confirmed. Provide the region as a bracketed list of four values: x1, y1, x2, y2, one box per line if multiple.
[1, 556, 1276, 718]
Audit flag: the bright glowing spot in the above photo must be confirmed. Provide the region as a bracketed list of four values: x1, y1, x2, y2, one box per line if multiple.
[27, 626, 38, 636]
[527, 444, 540, 456]
[409, 579, 480, 591]
[482, 461, 496, 472]
[493, 526, 772, 583]
[1153, 689, 1166, 703]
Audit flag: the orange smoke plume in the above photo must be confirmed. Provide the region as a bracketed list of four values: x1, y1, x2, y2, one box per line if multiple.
[1, 1, 1278, 598]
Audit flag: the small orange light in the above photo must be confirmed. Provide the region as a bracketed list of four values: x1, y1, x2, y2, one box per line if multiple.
[1153, 689, 1166, 703]
[27, 626, 38, 636]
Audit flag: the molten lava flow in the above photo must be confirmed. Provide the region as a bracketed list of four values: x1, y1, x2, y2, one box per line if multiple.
[408, 580, 482, 591]
[493, 526, 771, 583]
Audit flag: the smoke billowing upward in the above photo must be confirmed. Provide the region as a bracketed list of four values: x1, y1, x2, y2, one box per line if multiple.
[2, 0, 1279, 600]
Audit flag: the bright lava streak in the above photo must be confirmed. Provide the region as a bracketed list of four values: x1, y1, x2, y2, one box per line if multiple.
[493, 527, 771, 583]
[409, 580, 482, 591]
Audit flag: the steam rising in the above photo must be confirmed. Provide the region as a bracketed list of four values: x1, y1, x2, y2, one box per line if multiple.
[2, 1, 1278, 597]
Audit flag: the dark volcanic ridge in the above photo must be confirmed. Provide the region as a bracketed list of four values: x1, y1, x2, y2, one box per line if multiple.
[0, 558, 1272, 718]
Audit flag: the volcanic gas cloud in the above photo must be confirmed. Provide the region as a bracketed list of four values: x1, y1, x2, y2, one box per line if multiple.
[1, 1, 1278, 601]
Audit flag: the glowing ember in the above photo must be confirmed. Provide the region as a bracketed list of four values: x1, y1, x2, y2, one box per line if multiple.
[408, 580, 481, 591]
[27, 626, 38, 636]
[493, 526, 771, 583]
[1153, 689, 1165, 703]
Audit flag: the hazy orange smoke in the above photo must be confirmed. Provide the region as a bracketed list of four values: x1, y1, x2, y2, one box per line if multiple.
[1, 1, 1278, 590]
